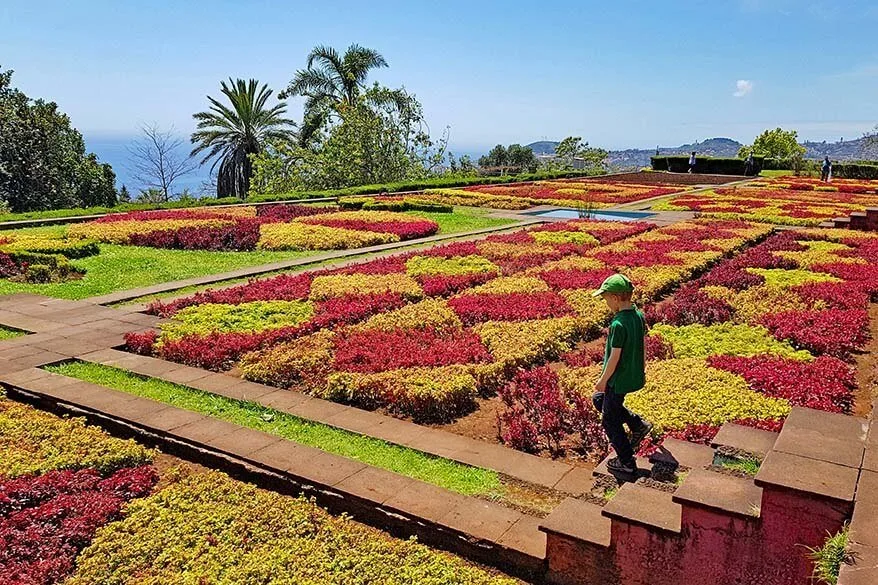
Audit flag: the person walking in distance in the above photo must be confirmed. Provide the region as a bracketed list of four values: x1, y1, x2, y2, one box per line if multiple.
[688, 151, 697, 173]
[591, 274, 654, 475]
[821, 156, 832, 182]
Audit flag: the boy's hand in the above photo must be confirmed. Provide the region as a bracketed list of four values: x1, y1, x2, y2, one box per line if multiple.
[595, 378, 607, 392]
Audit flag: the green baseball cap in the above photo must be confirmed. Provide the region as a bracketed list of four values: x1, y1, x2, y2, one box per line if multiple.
[592, 273, 635, 297]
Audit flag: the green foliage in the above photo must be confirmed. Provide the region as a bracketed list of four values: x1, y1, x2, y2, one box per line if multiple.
[0, 326, 24, 340]
[0, 236, 99, 258]
[550, 136, 608, 172]
[158, 300, 315, 341]
[24, 263, 52, 283]
[652, 323, 813, 360]
[833, 162, 878, 180]
[807, 525, 852, 585]
[405, 254, 500, 277]
[46, 361, 503, 497]
[191, 78, 296, 198]
[715, 454, 761, 476]
[68, 471, 520, 585]
[746, 268, 841, 288]
[739, 128, 807, 161]
[0, 66, 117, 212]
[478, 144, 539, 173]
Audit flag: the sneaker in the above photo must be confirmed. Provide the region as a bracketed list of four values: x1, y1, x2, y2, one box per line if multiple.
[607, 456, 637, 475]
[630, 421, 654, 451]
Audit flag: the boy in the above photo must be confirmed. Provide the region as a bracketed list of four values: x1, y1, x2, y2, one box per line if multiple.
[591, 274, 653, 475]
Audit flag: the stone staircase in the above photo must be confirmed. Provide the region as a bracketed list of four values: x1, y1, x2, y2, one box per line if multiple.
[539, 408, 867, 585]
[820, 207, 878, 231]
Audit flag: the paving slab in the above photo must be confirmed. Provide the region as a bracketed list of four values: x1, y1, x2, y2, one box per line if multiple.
[175, 417, 245, 444]
[497, 515, 547, 559]
[156, 365, 213, 385]
[295, 450, 368, 487]
[755, 450, 859, 502]
[552, 466, 596, 496]
[602, 483, 682, 534]
[438, 497, 523, 543]
[673, 468, 762, 518]
[773, 425, 865, 468]
[539, 497, 611, 546]
[863, 447, 878, 473]
[135, 407, 205, 433]
[335, 466, 419, 505]
[850, 470, 878, 548]
[649, 438, 715, 469]
[784, 407, 868, 444]
[711, 423, 778, 458]
[0, 367, 52, 386]
[383, 478, 471, 524]
[255, 389, 313, 411]
[837, 543, 878, 585]
[206, 426, 284, 458]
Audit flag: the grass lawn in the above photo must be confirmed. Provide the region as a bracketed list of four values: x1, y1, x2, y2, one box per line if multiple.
[0, 208, 518, 300]
[758, 170, 796, 178]
[45, 361, 504, 498]
[0, 326, 25, 340]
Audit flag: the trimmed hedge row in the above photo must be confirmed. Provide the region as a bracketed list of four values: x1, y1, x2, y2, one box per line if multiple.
[650, 156, 764, 175]
[338, 197, 453, 213]
[833, 162, 878, 180]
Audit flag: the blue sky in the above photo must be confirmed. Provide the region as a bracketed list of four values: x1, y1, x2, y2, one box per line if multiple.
[2, 0, 877, 152]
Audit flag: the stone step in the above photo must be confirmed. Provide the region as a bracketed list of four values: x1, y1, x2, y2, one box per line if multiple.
[602, 483, 682, 534]
[673, 468, 763, 519]
[649, 438, 715, 470]
[711, 423, 778, 460]
[538, 497, 611, 548]
[833, 217, 852, 228]
[817, 221, 835, 228]
[774, 407, 867, 469]
[593, 455, 653, 483]
[755, 450, 858, 503]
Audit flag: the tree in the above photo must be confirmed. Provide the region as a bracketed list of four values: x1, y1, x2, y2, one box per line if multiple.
[739, 128, 806, 160]
[128, 123, 197, 201]
[478, 145, 509, 168]
[280, 44, 398, 146]
[0, 66, 117, 212]
[862, 125, 878, 159]
[553, 136, 608, 171]
[119, 185, 131, 203]
[506, 144, 538, 173]
[191, 78, 295, 198]
[250, 85, 448, 193]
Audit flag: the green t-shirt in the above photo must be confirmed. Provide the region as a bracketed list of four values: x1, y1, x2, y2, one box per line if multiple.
[602, 307, 647, 394]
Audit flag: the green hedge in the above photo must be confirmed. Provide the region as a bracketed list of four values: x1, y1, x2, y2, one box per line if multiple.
[338, 197, 453, 213]
[650, 156, 764, 175]
[833, 162, 878, 180]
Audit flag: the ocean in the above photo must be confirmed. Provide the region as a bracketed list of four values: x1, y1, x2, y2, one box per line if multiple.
[85, 134, 488, 196]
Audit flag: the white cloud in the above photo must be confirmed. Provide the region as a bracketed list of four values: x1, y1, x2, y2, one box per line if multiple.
[733, 80, 754, 97]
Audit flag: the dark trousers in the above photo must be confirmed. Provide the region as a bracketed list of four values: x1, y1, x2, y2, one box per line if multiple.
[592, 389, 645, 464]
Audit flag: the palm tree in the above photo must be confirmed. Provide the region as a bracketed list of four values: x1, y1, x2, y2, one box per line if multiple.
[280, 44, 398, 146]
[191, 79, 295, 198]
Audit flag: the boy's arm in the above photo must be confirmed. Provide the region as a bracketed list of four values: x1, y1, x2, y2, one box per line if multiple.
[596, 347, 622, 391]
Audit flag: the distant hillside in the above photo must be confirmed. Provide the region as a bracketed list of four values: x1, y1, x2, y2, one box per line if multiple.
[522, 136, 875, 171]
[525, 141, 559, 155]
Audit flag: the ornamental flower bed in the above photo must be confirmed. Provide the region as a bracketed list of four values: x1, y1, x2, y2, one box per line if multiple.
[66, 470, 520, 585]
[420, 178, 687, 210]
[0, 393, 157, 585]
[508, 227, 874, 459]
[0, 235, 99, 283]
[67, 205, 439, 251]
[134, 218, 769, 423]
[654, 176, 878, 226]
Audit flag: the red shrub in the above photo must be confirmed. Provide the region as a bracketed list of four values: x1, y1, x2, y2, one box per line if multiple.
[124, 330, 157, 355]
[255, 203, 338, 221]
[336, 255, 409, 275]
[332, 327, 492, 373]
[538, 268, 615, 291]
[93, 209, 234, 223]
[447, 291, 574, 325]
[148, 273, 315, 317]
[699, 264, 765, 290]
[0, 466, 156, 585]
[650, 285, 734, 325]
[419, 241, 480, 257]
[128, 219, 261, 251]
[498, 366, 606, 456]
[0, 253, 20, 278]
[793, 281, 870, 310]
[418, 272, 495, 296]
[811, 262, 878, 295]
[708, 354, 856, 413]
[760, 309, 870, 359]
[562, 345, 604, 367]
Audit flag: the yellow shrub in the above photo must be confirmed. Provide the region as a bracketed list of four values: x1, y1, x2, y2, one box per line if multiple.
[308, 273, 423, 301]
[405, 254, 499, 277]
[531, 231, 599, 246]
[354, 298, 462, 332]
[69, 219, 234, 244]
[258, 222, 398, 251]
[469, 276, 549, 294]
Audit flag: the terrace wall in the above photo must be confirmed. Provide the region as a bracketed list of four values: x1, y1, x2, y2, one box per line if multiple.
[540, 407, 868, 585]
